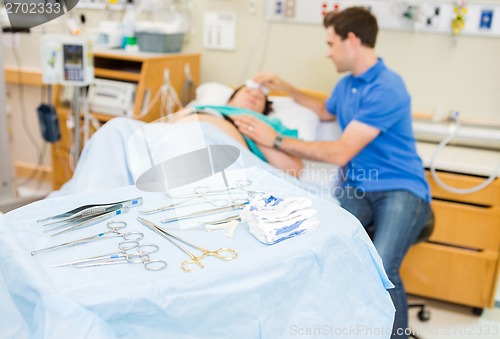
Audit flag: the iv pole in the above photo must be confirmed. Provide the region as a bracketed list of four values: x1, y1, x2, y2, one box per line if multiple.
[0, 28, 47, 213]
[0, 27, 17, 212]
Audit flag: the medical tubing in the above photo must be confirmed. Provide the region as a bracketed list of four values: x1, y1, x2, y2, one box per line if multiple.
[238, 21, 271, 83]
[429, 119, 500, 194]
[136, 83, 183, 119]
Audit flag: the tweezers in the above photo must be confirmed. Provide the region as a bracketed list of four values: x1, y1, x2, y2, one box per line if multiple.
[37, 197, 143, 223]
[48, 207, 130, 237]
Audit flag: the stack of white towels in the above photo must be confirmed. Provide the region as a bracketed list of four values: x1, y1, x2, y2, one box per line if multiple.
[240, 194, 319, 245]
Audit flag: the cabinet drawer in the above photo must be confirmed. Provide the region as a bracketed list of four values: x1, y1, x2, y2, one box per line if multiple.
[431, 201, 500, 251]
[426, 171, 500, 207]
[401, 243, 498, 308]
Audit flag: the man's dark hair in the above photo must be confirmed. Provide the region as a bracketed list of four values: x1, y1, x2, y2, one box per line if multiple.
[323, 7, 378, 48]
[228, 85, 273, 116]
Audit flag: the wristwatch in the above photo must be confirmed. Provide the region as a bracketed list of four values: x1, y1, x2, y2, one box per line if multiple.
[273, 135, 284, 149]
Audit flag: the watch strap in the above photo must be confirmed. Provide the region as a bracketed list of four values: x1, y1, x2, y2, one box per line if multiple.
[273, 135, 284, 149]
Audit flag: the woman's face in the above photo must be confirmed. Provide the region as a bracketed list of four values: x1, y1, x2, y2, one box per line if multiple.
[227, 87, 267, 114]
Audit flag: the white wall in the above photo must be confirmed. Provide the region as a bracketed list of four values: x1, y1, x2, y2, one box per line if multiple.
[182, 0, 500, 124]
[3, 0, 500, 168]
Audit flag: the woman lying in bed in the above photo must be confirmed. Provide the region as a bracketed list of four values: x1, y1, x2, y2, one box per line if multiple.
[51, 84, 303, 196]
[177, 84, 303, 175]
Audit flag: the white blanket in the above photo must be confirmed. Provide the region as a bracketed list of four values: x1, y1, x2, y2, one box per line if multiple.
[52, 117, 337, 202]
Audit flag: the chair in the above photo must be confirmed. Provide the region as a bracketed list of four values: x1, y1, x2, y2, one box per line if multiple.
[408, 209, 434, 323]
[365, 209, 435, 325]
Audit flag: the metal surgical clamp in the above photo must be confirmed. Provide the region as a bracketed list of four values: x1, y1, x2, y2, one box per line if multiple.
[140, 180, 258, 215]
[140, 196, 248, 215]
[51, 241, 167, 271]
[31, 221, 144, 256]
[170, 180, 263, 199]
[160, 203, 247, 223]
[137, 217, 238, 272]
[139, 196, 201, 215]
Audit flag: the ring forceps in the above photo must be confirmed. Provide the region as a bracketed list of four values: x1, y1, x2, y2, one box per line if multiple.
[137, 217, 238, 272]
[32, 221, 144, 256]
[51, 241, 167, 271]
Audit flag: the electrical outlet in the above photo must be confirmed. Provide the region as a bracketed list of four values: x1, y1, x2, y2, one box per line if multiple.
[425, 6, 441, 27]
[285, 0, 295, 18]
[321, 2, 328, 16]
[249, 0, 257, 14]
[275, 0, 283, 15]
[320, 1, 341, 16]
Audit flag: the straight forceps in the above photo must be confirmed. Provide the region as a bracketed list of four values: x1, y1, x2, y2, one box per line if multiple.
[137, 217, 238, 272]
[31, 221, 144, 256]
[37, 197, 143, 223]
[51, 241, 167, 271]
[47, 207, 129, 237]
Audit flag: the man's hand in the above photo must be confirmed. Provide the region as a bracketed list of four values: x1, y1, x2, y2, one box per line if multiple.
[253, 72, 290, 92]
[231, 115, 278, 148]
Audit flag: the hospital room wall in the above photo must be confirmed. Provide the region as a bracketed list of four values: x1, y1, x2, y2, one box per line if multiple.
[3, 0, 500, 171]
[184, 0, 500, 125]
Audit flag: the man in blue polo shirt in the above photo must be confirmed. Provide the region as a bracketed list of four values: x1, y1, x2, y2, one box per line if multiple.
[231, 7, 431, 339]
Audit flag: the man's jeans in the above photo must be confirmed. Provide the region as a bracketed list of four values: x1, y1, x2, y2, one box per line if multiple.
[338, 188, 431, 339]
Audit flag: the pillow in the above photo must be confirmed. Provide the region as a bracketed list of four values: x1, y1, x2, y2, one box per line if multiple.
[267, 96, 319, 141]
[190, 82, 233, 107]
[191, 82, 319, 141]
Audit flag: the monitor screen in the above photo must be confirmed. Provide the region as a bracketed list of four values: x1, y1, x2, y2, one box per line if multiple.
[62, 43, 84, 82]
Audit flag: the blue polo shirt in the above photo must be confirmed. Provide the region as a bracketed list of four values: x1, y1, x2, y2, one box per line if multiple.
[326, 59, 430, 201]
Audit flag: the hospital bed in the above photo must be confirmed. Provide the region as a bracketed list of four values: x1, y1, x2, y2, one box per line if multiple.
[50, 82, 342, 198]
[0, 84, 396, 338]
[190, 82, 342, 193]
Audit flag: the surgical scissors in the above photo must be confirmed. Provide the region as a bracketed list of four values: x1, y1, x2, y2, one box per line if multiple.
[137, 217, 238, 272]
[51, 241, 167, 271]
[31, 221, 144, 256]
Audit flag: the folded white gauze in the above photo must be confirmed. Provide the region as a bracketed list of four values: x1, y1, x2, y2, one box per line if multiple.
[240, 194, 319, 245]
[245, 79, 270, 95]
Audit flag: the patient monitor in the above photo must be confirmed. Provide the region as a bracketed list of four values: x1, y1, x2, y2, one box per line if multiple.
[40, 34, 94, 86]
